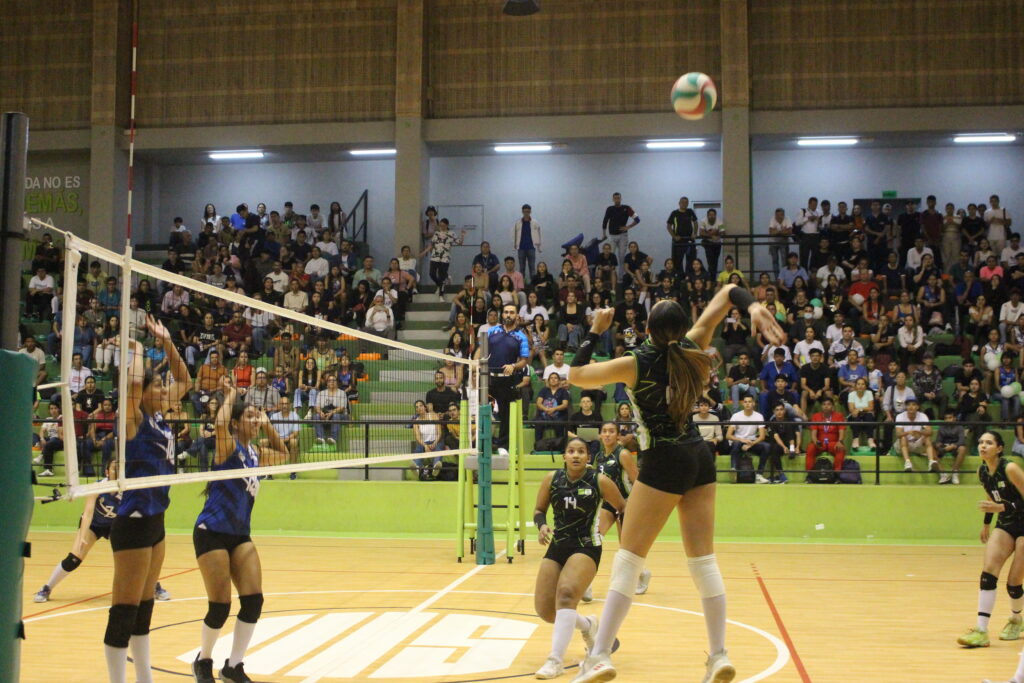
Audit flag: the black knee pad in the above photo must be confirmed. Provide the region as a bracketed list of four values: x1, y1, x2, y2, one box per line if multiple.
[237, 594, 264, 624]
[204, 601, 231, 629]
[1009, 584, 1023, 600]
[104, 603, 138, 648]
[982, 572, 999, 591]
[132, 598, 155, 636]
[61, 553, 83, 573]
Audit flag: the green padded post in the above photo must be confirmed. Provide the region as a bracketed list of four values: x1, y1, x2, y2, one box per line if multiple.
[456, 400, 469, 560]
[0, 351, 37, 679]
[505, 401, 519, 560]
[517, 399, 528, 552]
[475, 404, 495, 564]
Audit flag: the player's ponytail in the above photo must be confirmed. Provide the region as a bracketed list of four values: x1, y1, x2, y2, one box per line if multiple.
[648, 300, 711, 431]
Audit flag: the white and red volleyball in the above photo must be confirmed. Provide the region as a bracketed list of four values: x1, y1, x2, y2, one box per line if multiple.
[670, 72, 717, 120]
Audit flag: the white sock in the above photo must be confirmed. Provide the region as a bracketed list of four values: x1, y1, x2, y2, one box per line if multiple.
[1012, 594, 1023, 618]
[979, 589, 997, 630]
[548, 609, 576, 661]
[591, 589, 632, 655]
[200, 623, 220, 660]
[575, 613, 590, 630]
[1014, 649, 1024, 683]
[702, 594, 727, 654]
[104, 644, 128, 683]
[129, 634, 153, 683]
[229, 619, 258, 667]
[46, 563, 70, 591]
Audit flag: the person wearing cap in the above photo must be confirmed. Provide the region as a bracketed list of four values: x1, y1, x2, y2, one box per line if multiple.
[244, 367, 281, 410]
[759, 347, 799, 393]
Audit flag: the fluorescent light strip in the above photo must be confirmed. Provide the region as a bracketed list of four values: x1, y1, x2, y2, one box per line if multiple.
[645, 140, 706, 150]
[953, 134, 1017, 144]
[796, 137, 859, 147]
[349, 148, 397, 156]
[208, 150, 264, 160]
[493, 144, 552, 153]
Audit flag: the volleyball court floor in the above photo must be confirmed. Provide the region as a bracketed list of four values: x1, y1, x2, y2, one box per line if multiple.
[20, 533, 1006, 682]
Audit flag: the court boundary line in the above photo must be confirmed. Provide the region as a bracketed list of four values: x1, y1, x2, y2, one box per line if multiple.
[752, 562, 811, 683]
[22, 567, 198, 620]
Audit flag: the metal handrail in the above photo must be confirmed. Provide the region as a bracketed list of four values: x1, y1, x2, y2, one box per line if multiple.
[342, 189, 369, 246]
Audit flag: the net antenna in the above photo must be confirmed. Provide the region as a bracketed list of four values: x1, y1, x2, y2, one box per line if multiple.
[30, 219, 480, 499]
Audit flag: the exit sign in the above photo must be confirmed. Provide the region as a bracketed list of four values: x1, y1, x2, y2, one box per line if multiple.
[882, 190, 898, 199]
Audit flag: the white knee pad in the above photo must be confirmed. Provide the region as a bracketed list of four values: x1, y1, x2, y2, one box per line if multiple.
[688, 554, 725, 598]
[608, 549, 645, 596]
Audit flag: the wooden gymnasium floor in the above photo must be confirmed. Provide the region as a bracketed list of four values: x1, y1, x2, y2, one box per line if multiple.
[18, 533, 1016, 682]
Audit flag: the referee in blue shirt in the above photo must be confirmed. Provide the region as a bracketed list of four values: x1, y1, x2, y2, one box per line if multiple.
[486, 303, 530, 449]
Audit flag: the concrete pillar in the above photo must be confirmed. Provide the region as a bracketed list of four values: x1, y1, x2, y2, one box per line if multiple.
[393, 0, 429, 262]
[720, 0, 753, 272]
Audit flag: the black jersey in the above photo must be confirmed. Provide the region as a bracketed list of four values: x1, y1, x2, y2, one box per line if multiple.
[549, 468, 602, 548]
[979, 458, 1024, 529]
[625, 338, 702, 450]
[596, 445, 632, 500]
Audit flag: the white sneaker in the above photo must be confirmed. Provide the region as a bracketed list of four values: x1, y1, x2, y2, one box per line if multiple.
[581, 585, 593, 603]
[535, 656, 564, 679]
[32, 454, 42, 465]
[953, 473, 961, 485]
[903, 461, 913, 472]
[929, 460, 940, 473]
[572, 652, 616, 682]
[755, 473, 769, 484]
[39, 469, 53, 477]
[939, 473, 952, 485]
[702, 649, 736, 683]
[498, 447, 510, 457]
[635, 569, 652, 595]
[316, 438, 325, 445]
[580, 615, 597, 653]
[326, 437, 336, 445]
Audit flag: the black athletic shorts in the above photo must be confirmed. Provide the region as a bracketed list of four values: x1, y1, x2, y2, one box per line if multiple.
[601, 502, 618, 515]
[543, 543, 602, 568]
[78, 516, 112, 540]
[193, 527, 253, 558]
[110, 513, 166, 552]
[636, 438, 717, 495]
[997, 524, 1024, 540]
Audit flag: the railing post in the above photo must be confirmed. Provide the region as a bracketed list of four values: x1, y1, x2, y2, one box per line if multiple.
[364, 422, 370, 480]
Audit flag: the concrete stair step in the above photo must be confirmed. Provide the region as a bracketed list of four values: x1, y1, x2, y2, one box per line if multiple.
[403, 319, 446, 330]
[398, 329, 450, 341]
[372, 390, 429, 404]
[406, 310, 450, 322]
[379, 369, 438, 383]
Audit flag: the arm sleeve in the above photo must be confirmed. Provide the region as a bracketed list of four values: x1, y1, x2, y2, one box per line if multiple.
[517, 331, 530, 359]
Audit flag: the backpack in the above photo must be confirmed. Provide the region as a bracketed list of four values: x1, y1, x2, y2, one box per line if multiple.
[735, 454, 755, 483]
[839, 458, 862, 484]
[807, 456, 836, 484]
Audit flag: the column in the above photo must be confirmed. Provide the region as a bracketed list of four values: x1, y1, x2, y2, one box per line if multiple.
[720, 0, 753, 272]
[393, 0, 429, 262]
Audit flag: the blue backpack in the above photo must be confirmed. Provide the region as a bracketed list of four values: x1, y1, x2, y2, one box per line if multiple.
[839, 458, 862, 484]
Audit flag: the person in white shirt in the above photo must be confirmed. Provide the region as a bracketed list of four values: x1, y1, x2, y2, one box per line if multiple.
[768, 208, 793, 276]
[269, 396, 301, 456]
[792, 327, 825, 367]
[824, 313, 848, 348]
[316, 229, 340, 258]
[985, 194, 1013, 254]
[760, 343, 791, 365]
[1000, 234, 1024, 268]
[27, 266, 56, 320]
[896, 316, 925, 367]
[692, 398, 724, 452]
[542, 349, 570, 388]
[267, 261, 290, 293]
[894, 399, 933, 471]
[68, 352, 93, 395]
[815, 260, 847, 287]
[364, 295, 396, 339]
[244, 304, 274, 357]
[282, 279, 309, 313]
[304, 246, 330, 282]
[904, 238, 934, 273]
[999, 290, 1024, 342]
[795, 197, 821, 270]
[243, 367, 281, 410]
[313, 374, 348, 445]
[726, 396, 771, 482]
[307, 204, 325, 233]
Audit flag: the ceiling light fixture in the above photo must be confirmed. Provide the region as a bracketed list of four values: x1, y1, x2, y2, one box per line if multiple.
[349, 148, 397, 156]
[953, 133, 1017, 144]
[208, 150, 264, 160]
[796, 137, 859, 147]
[493, 144, 553, 153]
[645, 140, 706, 150]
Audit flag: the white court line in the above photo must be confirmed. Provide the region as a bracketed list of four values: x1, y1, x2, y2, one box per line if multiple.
[296, 550, 507, 683]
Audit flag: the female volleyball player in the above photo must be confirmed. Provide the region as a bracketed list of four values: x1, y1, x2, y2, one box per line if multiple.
[569, 286, 784, 683]
[958, 430, 1024, 653]
[190, 376, 291, 683]
[104, 315, 191, 683]
[594, 422, 649, 594]
[533, 436, 626, 679]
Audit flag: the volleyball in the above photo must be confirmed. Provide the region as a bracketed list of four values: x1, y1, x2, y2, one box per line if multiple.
[984, 352, 1000, 371]
[850, 293, 865, 306]
[1002, 384, 1019, 398]
[671, 72, 717, 120]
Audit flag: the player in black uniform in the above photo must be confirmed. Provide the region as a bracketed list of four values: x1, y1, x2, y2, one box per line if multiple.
[568, 287, 784, 683]
[961, 431, 1024, 659]
[532, 437, 626, 679]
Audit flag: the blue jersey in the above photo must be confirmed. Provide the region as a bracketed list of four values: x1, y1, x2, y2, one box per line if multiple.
[119, 412, 174, 517]
[195, 440, 260, 536]
[91, 480, 120, 528]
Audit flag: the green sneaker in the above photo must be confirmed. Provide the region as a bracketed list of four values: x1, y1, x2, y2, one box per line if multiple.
[957, 626, 990, 648]
[1000, 614, 1022, 641]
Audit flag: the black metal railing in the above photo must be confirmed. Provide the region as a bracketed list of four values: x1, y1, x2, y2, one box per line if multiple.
[342, 189, 369, 247]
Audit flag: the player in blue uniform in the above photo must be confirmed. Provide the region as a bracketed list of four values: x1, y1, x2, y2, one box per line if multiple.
[568, 288, 784, 683]
[104, 315, 191, 683]
[191, 376, 291, 683]
[532, 437, 625, 679]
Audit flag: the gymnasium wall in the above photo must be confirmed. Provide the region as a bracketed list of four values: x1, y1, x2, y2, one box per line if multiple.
[134, 0, 397, 127]
[426, 0, 721, 118]
[749, 0, 1024, 110]
[749, 144, 1024, 272]
[0, 0, 93, 131]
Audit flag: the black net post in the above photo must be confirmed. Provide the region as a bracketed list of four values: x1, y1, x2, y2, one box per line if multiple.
[0, 112, 29, 351]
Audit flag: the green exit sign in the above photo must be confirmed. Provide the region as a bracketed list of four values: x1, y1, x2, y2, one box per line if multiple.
[882, 190, 898, 199]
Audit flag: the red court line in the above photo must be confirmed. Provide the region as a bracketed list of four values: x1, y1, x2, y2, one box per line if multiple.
[751, 563, 812, 683]
[23, 567, 198, 620]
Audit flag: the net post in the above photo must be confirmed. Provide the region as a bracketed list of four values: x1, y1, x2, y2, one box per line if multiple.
[516, 399, 528, 553]
[505, 400, 519, 560]
[0, 112, 28, 351]
[59, 248, 82, 493]
[475, 327, 495, 565]
[115, 244, 134, 492]
[456, 399, 469, 560]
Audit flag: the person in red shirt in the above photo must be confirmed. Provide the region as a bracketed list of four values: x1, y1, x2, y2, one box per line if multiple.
[806, 396, 846, 472]
[847, 268, 879, 315]
[221, 310, 252, 358]
[231, 349, 254, 395]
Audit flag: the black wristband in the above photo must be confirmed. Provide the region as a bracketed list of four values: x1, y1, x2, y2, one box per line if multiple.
[571, 332, 602, 367]
[727, 285, 755, 312]
[534, 512, 547, 529]
[985, 513, 994, 525]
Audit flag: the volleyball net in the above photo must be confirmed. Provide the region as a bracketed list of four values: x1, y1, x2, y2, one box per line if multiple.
[29, 223, 478, 499]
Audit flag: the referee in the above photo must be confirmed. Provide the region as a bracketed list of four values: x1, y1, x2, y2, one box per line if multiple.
[486, 303, 529, 449]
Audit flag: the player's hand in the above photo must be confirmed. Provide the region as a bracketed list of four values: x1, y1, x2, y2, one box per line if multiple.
[979, 500, 1004, 513]
[748, 302, 786, 346]
[589, 307, 615, 335]
[981, 526, 991, 544]
[146, 315, 170, 343]
[502, 364, 516, 376]
[538, 524, 553, 546]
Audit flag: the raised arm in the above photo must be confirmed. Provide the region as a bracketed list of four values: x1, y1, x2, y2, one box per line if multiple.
[124, 338, 146, 441]
[146, 315, 191, 401]
[688, 283, 785, 351]
[213, 375, 237, 466]
[256, 410, 291, 466]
